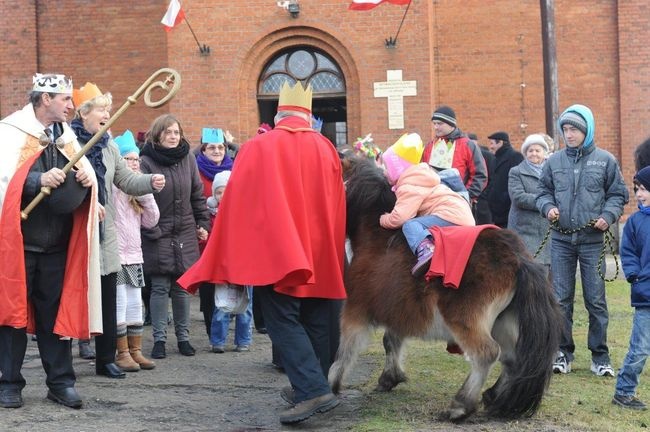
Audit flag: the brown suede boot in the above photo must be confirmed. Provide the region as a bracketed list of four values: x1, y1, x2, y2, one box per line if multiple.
[115, 336, 140, 372]
[128, 335, 155, 370]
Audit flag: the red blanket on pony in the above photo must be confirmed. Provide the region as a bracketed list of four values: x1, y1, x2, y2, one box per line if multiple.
[426, 225, 500, 289]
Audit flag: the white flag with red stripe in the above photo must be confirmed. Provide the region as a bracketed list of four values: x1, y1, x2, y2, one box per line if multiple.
[349, 0, 410, 11]
[161, 0, 185, 31]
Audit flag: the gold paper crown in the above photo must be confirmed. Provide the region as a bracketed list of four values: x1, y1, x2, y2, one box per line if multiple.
[73, 82, 103, 107]
[278, 81, 312, 114]
[391, 133, 424, 164]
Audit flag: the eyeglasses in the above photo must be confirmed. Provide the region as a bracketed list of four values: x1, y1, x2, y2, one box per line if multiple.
[123, 157, 140, 163]
[205, 144, 225, 152]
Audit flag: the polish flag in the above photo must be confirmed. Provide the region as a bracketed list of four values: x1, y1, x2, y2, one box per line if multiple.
[161, 0, 185, 31]
[349, 0, 411, 11]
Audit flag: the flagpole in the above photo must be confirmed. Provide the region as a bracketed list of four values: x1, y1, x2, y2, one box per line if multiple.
[184, 16, 210, 55]
[385, 0, 412, 48]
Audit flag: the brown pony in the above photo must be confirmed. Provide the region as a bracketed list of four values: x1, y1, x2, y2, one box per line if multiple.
[329, 157, 562, 421]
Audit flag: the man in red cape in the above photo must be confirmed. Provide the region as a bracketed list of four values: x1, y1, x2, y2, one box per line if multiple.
[178, 82, 346, 424]
[0, 73, 101, 409]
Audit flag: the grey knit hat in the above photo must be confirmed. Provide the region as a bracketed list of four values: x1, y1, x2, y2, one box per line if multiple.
[559, 111, 587, 135]
[212, 171, 231, 196]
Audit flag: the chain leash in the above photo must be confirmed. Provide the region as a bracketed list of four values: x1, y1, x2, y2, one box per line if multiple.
[533, 219, 620, 282]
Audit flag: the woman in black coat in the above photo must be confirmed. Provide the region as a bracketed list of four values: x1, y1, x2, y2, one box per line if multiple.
[140, 114, 210, 359]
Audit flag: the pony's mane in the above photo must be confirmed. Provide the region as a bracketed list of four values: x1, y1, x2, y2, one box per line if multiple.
[343, 157, 396, 237]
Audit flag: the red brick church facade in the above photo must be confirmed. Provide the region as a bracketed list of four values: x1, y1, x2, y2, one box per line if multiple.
[1, 0, 648, 214]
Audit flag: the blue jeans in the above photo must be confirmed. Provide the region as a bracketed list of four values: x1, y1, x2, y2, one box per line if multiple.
[551, 238, 610, 363]
[210, 287, 253, 347]
[402, 215, 456, 253]
[615, 307, 650, 397]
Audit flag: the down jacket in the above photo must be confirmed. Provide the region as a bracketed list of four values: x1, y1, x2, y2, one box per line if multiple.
[113, 185, 160, 265]
[380, 163, 475, 229]
[140, 149, 210, 276]
[620, 210, 650, 308]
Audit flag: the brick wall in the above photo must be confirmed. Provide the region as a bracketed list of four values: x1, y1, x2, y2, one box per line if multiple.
[618, 1, 650, 217]
[0, 0, 38, 116]
[2, 0, 648, 206]
[28, 0, 169, 137]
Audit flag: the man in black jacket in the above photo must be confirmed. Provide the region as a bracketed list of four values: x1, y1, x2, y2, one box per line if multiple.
[487, 131, 523, 228]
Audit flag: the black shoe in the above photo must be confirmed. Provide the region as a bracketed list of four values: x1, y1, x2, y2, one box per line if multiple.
[96, 363, 126, 379]
[612, 394, 648, 410]
[47, 387, 82, 409]
[0, 389, 23, 408]
[256, 327, 268, 334]
[178, 341, 196, 356]
[151, 341, 166, 359]
[78, 340, 95, 360]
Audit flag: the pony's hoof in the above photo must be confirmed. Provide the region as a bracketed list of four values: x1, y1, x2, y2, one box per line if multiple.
[374, 383, 393, 392]
[447, 408, 471, 422]
[376, 371, 407, 392]
[446, 400, 476, 422]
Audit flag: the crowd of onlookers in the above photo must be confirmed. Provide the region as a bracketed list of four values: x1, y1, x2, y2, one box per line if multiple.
[0, 74, 648, 424]
[351, 103, 648, 412]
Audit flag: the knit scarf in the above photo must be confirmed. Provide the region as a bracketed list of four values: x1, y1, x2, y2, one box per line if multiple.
[196, 153, 233, 179]
[140, 139, 190, 166]
[70, 118, 109, 205]
[525, 159, 544, 177]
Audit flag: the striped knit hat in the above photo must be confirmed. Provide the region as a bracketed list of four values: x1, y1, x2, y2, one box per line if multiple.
[559, 111, 587, 135]
[431, 105, 457, 127]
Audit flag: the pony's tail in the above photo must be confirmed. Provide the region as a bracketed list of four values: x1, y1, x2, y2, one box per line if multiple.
[486, 259, 561, 418]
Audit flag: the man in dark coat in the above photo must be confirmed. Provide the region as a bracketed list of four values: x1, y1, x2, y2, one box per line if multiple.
[487, 131, 523, 228]
[468, 133, 494, 224]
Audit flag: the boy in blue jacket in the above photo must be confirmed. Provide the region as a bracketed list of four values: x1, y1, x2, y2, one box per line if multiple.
[613, 166, 650, 410]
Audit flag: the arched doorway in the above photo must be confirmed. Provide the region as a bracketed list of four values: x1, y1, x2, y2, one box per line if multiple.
[257, 47, 347, 146]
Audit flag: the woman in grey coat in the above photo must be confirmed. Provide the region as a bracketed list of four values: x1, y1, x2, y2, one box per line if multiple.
[507, 134, 551, 271]
[140, 114, 210, 360]
[71, 85, 165, 378]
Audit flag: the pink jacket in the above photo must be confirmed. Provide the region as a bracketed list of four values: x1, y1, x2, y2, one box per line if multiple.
[380, 163, 475, 229]
[113, 185, 160, 265]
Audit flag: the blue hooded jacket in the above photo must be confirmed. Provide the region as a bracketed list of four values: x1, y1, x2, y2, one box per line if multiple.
[620, 210, 650, 307]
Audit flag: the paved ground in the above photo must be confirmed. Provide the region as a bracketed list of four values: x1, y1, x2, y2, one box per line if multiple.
[2, 253, 619, 432]
[0, 296, 373, 432]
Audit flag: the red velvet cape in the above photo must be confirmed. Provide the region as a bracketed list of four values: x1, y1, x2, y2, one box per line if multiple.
[0, 149, 93, 338]
[178, 116, 347, 299]
[426, 224, 500, 289]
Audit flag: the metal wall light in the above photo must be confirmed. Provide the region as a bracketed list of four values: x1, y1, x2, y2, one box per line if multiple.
[288, 0, 300, 18]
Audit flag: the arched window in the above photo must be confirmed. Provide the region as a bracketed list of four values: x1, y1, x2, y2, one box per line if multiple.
[258, 48, 345, 96]
[258, 47, 348, 146]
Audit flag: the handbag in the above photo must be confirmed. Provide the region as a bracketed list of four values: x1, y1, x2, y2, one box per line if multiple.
[214, 284, 250, 314]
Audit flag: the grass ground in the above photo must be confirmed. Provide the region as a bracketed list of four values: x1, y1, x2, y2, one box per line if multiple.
[349, 279, 650, 431]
